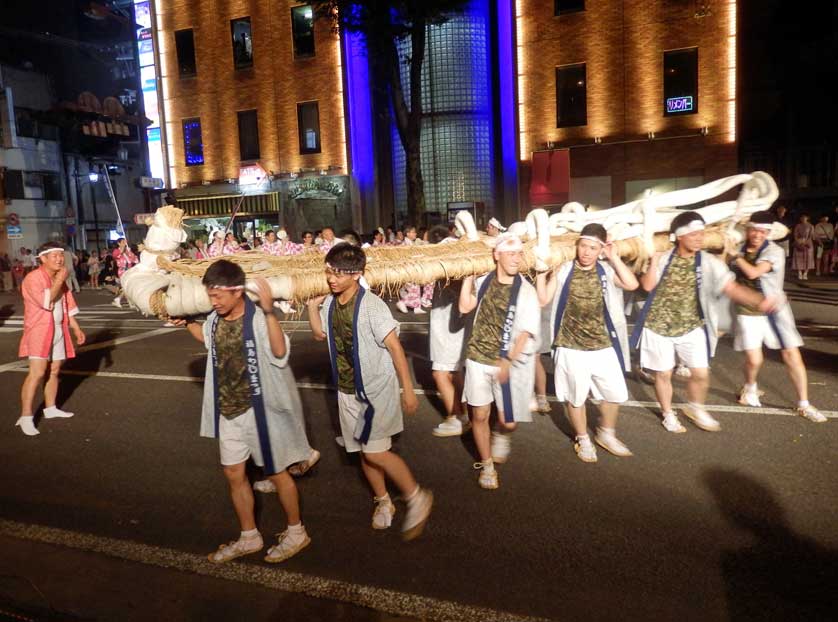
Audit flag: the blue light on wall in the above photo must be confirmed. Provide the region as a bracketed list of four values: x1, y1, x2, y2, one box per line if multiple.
[342, 30, 375, 192]
[496, 0, 519, 189]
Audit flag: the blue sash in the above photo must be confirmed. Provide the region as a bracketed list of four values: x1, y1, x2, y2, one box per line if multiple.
[476, 272, 522, 423]
[630, 251, 712, 360]
[210, 298, 276, 474]
[552, 262, 626, 370]
[737, 240, 786, 348]
[327, 287, 376, 444]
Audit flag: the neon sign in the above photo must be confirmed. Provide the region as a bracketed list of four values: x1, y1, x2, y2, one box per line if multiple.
[666, 95, 694, 114]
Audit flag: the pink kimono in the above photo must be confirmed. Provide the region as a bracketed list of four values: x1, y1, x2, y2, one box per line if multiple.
[18, 267, 79, 359]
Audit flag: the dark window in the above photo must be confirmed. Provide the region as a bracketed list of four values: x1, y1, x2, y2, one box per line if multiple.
[297, 102, 321, 154]
[663, 48, 698, 116]
[237, 109, 260, 161]
[14, 108, 59, 141]
[175, 29, 197, 76]
[182, 118, 204, 166]
[555, 0, 585, 15]
[230, 17, 253, 69]
[2, 170, 25, 199]
[291, 5, 315, 58]
[555, 63, 587, 128]
[42, 173, 62, 200]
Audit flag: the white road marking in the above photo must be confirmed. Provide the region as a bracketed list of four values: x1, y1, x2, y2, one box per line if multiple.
[4, 368, 833, 419]
[0, 328, 177, 373]
[0, 519, 552, 622]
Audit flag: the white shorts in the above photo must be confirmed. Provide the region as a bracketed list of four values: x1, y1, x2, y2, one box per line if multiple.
[463, 359, 504, 409]
[337, 392, 392, 454]
[431, 361, 463, 372]
[219, 408, 265, 467]
[640, 327, 709, 371]
[553, 347, 628, 407]
[29, 333, 67, 362]
[734, 314, 803, 351]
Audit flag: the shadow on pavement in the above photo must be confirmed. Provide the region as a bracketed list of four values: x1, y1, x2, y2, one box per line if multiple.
[32, 330, 117, 421]
[703, 467, 837, 622]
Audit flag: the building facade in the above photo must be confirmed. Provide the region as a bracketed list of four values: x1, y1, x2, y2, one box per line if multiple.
[152, 0, 739, 236]
[517, 0, 738, 210]
[154, 0, 351, 239]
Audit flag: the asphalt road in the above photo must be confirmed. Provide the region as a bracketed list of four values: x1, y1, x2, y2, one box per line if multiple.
[0, 282, 836, 622]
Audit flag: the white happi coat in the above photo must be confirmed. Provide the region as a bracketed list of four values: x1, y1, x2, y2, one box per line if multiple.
[320, 287, 404, 442]
[548, 261, 630, 371]
[200, 309, 312, 473]
[463, 273, 541, 423]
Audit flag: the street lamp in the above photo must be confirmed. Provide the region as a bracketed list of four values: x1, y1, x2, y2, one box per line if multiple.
[88, 172, 100, 183]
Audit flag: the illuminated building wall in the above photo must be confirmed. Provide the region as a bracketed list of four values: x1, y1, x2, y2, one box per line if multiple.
[515, 0, 738, 207]
[154, 0, 347, 190]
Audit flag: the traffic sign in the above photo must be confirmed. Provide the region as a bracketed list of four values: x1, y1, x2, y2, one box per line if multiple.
[6, 225, 23, 239]
[139, 176, 165, 189]
[7, 213, 20, 226]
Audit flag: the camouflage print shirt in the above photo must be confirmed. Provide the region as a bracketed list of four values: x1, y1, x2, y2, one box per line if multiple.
[554, 264, 611, 351]
[214, 316, 252, 419]
[465, 279, 513, 365]
[332, 292, 356, 394]
[733, 250, 766, 316]
[645, 254, 704, 337]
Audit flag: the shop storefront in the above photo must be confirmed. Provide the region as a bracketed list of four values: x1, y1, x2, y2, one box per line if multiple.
[176, 174, 351, 243]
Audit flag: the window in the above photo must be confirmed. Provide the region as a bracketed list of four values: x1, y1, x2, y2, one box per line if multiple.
[555, 63, 587, 128]
[2, 170, 25, 199]
[175, 29, 197, 76]
[230, 17, 253, 69]
[182, 118, 204, 166]
[663, 48, 698, 116]
[297, 102, 321, 154]
[291, 5, 315, 58]
[42, 173, 62, 201]
[555, 0, 585, 15]
[237, 110, 260, 161]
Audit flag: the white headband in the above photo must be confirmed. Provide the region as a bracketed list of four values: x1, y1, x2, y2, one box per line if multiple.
[488, 217, 506, 232]
[325, 262, 363, 275]
[671, 220, 705, 240]
[495, 232, 523, 252]
[38, 248, 64, 258]
[578, 235, 605, 246]
[208, 285, 244, 291]
[747, 222, 773, 231]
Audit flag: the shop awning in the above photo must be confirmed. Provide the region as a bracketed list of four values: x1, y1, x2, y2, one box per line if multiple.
[529, 149, 570, 207]
[176, 192, 280, 217]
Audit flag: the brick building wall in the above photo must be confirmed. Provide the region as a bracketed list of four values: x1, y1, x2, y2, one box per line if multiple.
[155, 0, 347, 188]
[516, 0, 738, 207]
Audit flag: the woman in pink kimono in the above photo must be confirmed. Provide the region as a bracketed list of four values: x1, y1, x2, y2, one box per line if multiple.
[791, 214, 815, 280]
[17, 243, 86, 436]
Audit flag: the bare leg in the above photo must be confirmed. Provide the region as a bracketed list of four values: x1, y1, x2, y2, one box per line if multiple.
[744, 349, 763, 385]
[566, 403, 588, 436]
[20, 359, 48, 417]
[223, 462, 256, 531]
[43, 360, 63, 408]
[781, 347, 809, 402]
[599, 401, 620, 429]
[653, 369, 674, 413]
[686, 367, 709, 405]
[535, 355, 547, 397]
[362, 451, 418, 498]
[432, 370, 463, 418]
[360, 454, 388, 497]
[267, 470, 301, 526]
[471, 404, 492, 461]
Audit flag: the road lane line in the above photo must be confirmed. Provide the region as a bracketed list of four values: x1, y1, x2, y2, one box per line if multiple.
[0, 328, 178, 373]
[4, 368, 833, 419]
[0, 519, 553, 622]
